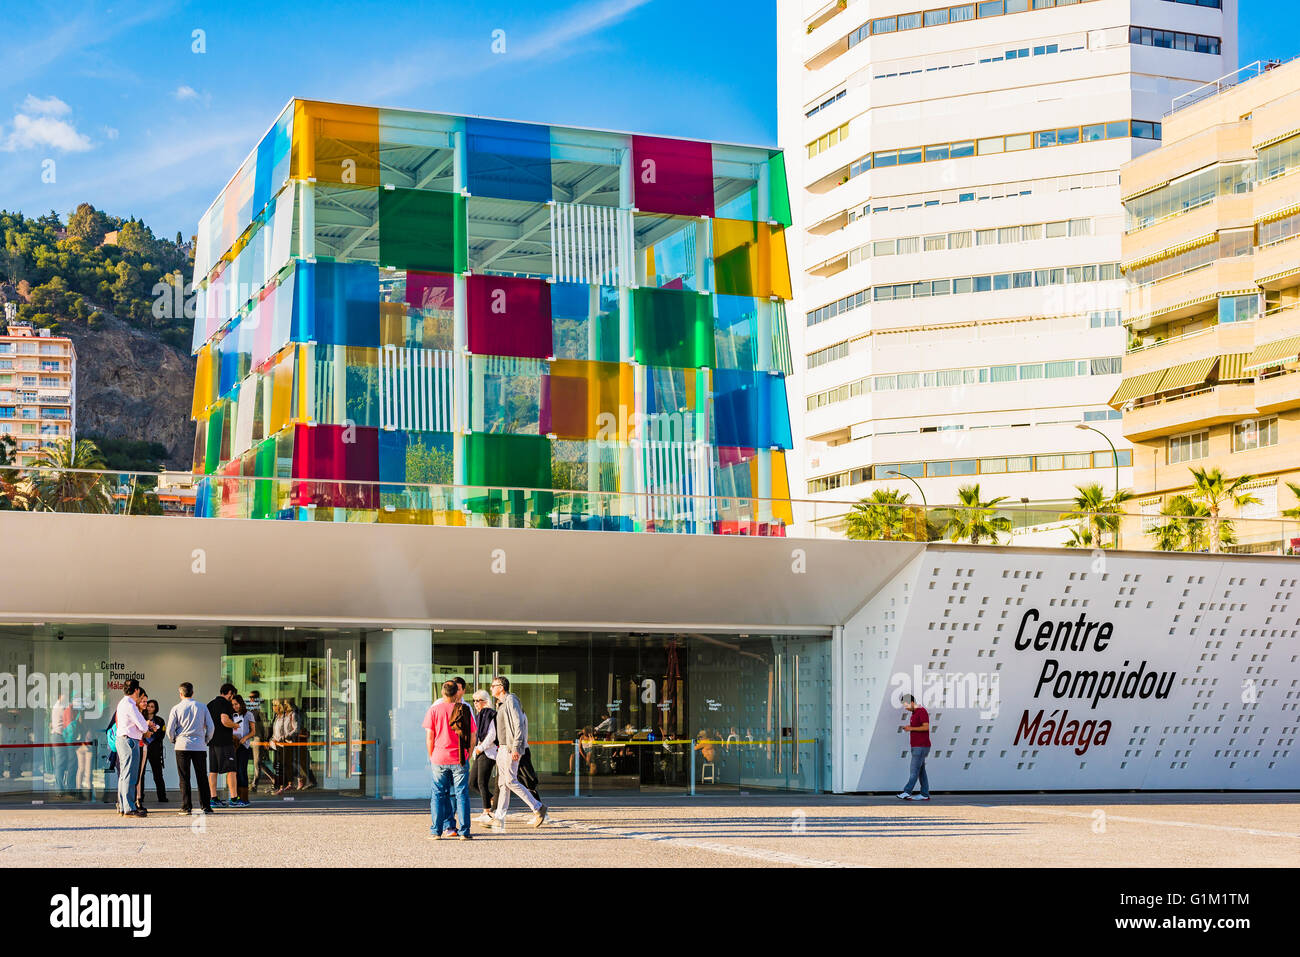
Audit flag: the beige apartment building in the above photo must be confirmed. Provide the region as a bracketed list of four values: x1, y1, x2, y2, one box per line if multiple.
[1113, 57, 1300, 552]
[0, 321, 76, 467]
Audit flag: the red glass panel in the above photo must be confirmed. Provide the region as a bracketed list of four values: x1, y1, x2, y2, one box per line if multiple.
[467, 275, 552, 359]
[631, 135, 715, 218]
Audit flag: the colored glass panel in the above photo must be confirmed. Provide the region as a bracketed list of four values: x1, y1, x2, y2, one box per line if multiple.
[465, 432, 550, 489]
[216, 329, 246, 398]
[382, 271, 454, 350]
[296, 261, 380, 347]
[192, 344, 216, 419]
[712, 219, 793, 300]
[465, 117, 552, 203]
[467, 275, 552, 359]
[713, 369, 793, 450]
[251, 437, 278, 520]
[633, 287, 715, 368]
[768, 152, 793, 228]
[714, 295, 759, 370]
[541, 359, 632, 440]
[204, 400, 226, 474]
[550, 283, 620, 363]
[632, 135, 715, 217]
[378, 429, 454, 511]
[253, 105, 293, 220]
[266, 346, 298, 435]
[378, 187, 466, 273]
[290, 423, 379, 509]
[291, 100, 380, 187]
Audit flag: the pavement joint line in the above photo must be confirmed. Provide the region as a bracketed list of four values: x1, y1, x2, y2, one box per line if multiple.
[545, 815, 868, 868]
[1014, 806, 1300, 839]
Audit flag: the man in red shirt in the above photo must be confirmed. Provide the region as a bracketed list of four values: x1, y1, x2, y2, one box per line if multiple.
[896, 693, 931, 801]
[423, 680, 477, 839]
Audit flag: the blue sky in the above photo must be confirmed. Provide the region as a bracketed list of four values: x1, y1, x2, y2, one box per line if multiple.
[0, 0, 1295, 239]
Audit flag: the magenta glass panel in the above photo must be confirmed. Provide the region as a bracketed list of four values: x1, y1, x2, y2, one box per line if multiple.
[467, 275, 552, 359]
[631, 135, 715, 218]
[290, 423, 378, 509]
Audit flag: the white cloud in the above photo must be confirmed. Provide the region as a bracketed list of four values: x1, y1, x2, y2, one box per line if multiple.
[103, 126, 119, 140]
[19, 94, 70, 116]
[174, 85, 198, 101]
[1, 98, 91, 152]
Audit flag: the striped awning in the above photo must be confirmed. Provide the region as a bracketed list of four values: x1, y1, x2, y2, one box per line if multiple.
[1122, 231, 1217, 272]
[1244, 335, 1300, 371]
[1109, 369, 1167, 406]
[1157, 355, 1219, 393]
[1218, 352, 1252, 381]
[1257, 202, 1300, 226]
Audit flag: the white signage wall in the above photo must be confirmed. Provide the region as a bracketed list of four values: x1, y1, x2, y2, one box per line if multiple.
[841, 548, 1300, 792]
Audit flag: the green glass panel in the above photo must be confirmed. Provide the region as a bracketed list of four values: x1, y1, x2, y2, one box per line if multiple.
[465, 432, 551, 490]
[252, 437, 277, 519]
[768, 152, 792, 228]
[633, 287, 715, 369]
[204, 403, 225, 474]
[378, 187, 467, 273]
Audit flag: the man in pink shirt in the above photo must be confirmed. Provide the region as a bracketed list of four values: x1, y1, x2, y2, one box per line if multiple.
[115, 679, 157, 818]
[423, 679, 476, 840]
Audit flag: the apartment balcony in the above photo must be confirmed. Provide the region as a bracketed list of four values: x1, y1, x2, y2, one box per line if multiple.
[1123, 382, 1257, 442]
[1123, 194, 1254, 265]
[1123, 319, 1257, 376]
[1254, 237, 1300, 290]
[1255, 369, 1300, 413]
[1125, 258, 1258, 330]
[1250, 172, 1300, 224]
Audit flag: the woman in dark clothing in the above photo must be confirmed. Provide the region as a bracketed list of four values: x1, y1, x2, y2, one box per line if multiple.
[469, 689, 499, 823]
[136, 698, 167, 806]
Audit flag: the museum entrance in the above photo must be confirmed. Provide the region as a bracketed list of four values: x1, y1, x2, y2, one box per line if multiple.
[431, 630, 830, 794]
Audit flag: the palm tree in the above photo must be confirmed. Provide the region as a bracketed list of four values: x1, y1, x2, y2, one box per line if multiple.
[22, 437, 114, 514]
[943, 484, 1013, 545]
[1063, 525, 1096, 548]
[1151, 494, 1237, 552]
[1187, 466, 1260, 554]
[1061, 482, 1135, 549]
[844, 488, 920, 541]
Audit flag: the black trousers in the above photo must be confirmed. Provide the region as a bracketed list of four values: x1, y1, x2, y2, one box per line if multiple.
[176, 750, 212, 812]
[518, 747, 542, 802]
[137, 749, 166, 802]
[470, 753, 497, 811]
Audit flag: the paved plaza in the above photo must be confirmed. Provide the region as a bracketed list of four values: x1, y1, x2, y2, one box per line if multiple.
[1, 792, 1296, 867]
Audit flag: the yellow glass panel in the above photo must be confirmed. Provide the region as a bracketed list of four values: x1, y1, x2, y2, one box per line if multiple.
[712, 219, 793, 300]
[191, 344, 215, 420]
[547, 359, 633, 441]
[291, 100, 381, 187]
[267, 346, 297, 435]
[771, 450, 794, 525]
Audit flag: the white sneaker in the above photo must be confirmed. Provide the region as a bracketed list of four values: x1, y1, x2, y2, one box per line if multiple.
[530, 804, 548, 827]
[477, 811, 494, 826]
[906, 794, 930, 801]
[490, 819, 506, 832]
[895, 792, 910, 800]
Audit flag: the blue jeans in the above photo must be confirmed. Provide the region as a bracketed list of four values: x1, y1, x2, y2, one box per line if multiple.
[903, 746, 930, 797]
[431, 762, 470, 836]
[117, 737, 141, 812]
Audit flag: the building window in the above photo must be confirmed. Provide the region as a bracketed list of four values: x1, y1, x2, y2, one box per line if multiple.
[1129, 26, 1221, 55]
[1168, 430, 1209, 464]
[807, 341, 850, 370]
[1233, 417, 1279, 452]
[1219, 295, 1260, 324]
[1240, 484, 1277, 520]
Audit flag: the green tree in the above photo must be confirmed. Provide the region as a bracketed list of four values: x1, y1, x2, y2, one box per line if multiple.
[1061, 482, 1135, 549]
[65, 203, 113, 246]
[843, 488, 922, 541]
[1187, 466, 1260, 554]
[23, 437, 113, 513]
[943, 483, 1012, 545]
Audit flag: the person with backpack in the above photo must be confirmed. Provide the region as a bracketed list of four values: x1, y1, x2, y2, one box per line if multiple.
[423, 679, 476, 840]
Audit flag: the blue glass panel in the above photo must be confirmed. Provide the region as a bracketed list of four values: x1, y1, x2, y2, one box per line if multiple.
[253, 107, 292, 217]
[550, 281, 590, 320]
[465, 117, 552, 203]
[713, 369, 793, 449]
[295, 261, 379, 347]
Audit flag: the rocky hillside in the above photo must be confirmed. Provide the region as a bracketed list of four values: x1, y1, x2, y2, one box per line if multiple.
[62, 311, 196, 469]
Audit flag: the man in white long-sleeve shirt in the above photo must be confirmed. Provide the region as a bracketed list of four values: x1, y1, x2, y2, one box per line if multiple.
[115, 679, 155, 818]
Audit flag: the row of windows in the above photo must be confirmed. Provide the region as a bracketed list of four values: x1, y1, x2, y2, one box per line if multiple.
[833, 218, 1094, 280]
[843, 170, 1118, 223]
[807, 447, 1134, 493]
[805, 89, 846, 119]
[809, 261, 1119, 328]
[1167, 417, 1279, 465]
[845, 0, 1100, 50]
[1258, 133, 1300, 183]
[846, 120, 1160, 181]
[871, 39, 1076, 80]
[1129, 26, 1221, 55]
[1083, 410, 1124, 422]
[1161, 0, 1221, 7]
[1126, 230, 1252, 287]
[806, 356, 1123, 410]
[807, 341, 850, 370]
[807, 122, 851, 159]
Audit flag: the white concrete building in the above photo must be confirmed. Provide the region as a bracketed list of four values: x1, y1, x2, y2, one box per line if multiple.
[778, 0, 1238, 534]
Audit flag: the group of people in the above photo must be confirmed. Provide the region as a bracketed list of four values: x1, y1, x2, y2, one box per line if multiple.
[111, 679, 319, 817]
[424, 675, 547, 839]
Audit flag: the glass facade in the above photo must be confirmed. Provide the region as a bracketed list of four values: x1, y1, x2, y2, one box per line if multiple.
[0, 624, 830, 803]
[190, 100, 796, 535]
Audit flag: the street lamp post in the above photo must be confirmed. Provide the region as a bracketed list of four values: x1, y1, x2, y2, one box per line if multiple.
[1075, 422, 1121, 549]
[886, 470, 929, 541]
